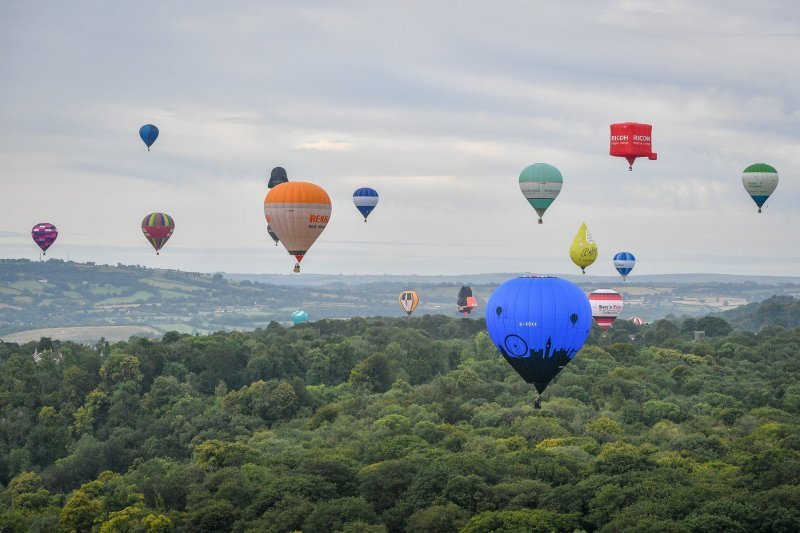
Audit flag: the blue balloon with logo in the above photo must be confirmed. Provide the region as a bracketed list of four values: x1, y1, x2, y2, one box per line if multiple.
[291, 310, 308, 325]
[139, 124, 159, 151]
[613, 251, 636, 281]
[353, 187, 379, 221]
[485, 276, 591, 395]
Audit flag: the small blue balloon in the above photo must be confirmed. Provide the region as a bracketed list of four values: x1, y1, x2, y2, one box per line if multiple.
[485, 276, 591, 393]
[139, 124, 159, 151]
[353, 187, 379, 221]
[613, 251, 636, 280]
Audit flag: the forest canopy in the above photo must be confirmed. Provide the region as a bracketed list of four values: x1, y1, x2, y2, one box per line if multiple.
[0, 310, 798, 532]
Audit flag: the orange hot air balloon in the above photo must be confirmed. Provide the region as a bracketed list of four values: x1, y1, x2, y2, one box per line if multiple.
[399, 290, 419, 316]
[264, 182, 331, 272]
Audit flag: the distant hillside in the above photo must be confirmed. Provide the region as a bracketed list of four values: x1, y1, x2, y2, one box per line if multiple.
[2, 258, 800, 342]
[721, 295, 800, 331]
[227, 271, 800, 287]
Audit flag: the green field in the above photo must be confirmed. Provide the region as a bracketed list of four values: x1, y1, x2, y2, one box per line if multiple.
[0, 325, 162, 343]
[89, 284, 124, 295]
[96, 291, 154, 305]
[9, 280, 45, 293]
[158, 289, 194, 300]
[142, 278, 207, 292]
[61, 290, 83, 298]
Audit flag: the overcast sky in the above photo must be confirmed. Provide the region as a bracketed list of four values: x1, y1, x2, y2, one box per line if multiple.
[1, 1, 798, 277]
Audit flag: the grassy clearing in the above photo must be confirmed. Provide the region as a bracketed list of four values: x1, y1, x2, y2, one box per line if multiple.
[89, 284, 124, 295]
[96, 291, 154, 305]
[1, 325, 162, 343]
[153, 323, 198, 334]
[61, 290, 83, 298]
[158, 289, 194, 300]
[142, 278, 207, 292]
[9, 280, 45, 293]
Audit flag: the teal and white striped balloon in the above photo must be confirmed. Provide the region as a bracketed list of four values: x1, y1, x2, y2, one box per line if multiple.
[742, 163, 778, 213]
[519, 163, 563, 224]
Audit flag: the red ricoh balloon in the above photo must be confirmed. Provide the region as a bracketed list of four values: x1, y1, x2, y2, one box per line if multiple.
[609, 122, 657, 170]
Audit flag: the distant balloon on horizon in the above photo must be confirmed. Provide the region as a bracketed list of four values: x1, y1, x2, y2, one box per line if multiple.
[613, 252, 636, 281]
[570, 222, 598, 274]
[399, 290, 419, 316]
[142, 212, 175, 255]
[291, 310, 308, 325]
[589, 289, 624, 331]
[31, 223, 58, 255]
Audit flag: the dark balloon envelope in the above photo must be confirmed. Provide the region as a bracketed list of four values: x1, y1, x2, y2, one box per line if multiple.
[268, 167, 288, 189]
[457, 285, 477, 315]
[485, 276, 591, 394]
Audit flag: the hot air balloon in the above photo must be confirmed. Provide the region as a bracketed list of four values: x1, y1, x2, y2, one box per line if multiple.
[353, 187, 379, 222]
[519, 163, 562, 224]
[31, 223, 58, 255]
[399, 290, 419, 316]
[268, 167, 288, 189]
[139, 124, 159, 151]
[264, 182, 332, 273]
[742, 163, 778, 213]
[457, 285, 477, 316]
[291, 310, 308, 325]
[142, 213, 175, 255]
[267, 225, 280, 246]
[569, 222, 598, 274]
[613, 252, 636, 281]
[485, 276, 591, 407]
[628, 316, 645, 326]
[610, 122, 657, 170]
[589, 289, 623, 331]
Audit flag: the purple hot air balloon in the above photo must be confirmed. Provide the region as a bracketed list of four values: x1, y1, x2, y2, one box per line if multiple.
[32, 223, 58, 255]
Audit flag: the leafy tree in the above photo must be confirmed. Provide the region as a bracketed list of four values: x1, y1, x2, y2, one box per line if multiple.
[302, 496, 378, 532]
[349, 353, 395, 392]
[406, 503, 468, 532]
[462, 509, 579, 532]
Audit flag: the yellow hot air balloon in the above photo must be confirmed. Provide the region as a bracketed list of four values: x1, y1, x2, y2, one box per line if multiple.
[264, 182, 332, 273]
[399, 290, 419, 316]
[569, 222, 598, 274]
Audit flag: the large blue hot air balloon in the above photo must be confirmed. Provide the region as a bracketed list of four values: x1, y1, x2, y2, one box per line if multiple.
[139, 124, 159, 151]
[613, 251, 636, 281]
[291, 310, 308, 325]
[353, 187, 379, 222]
[485, 276, 591, 404]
